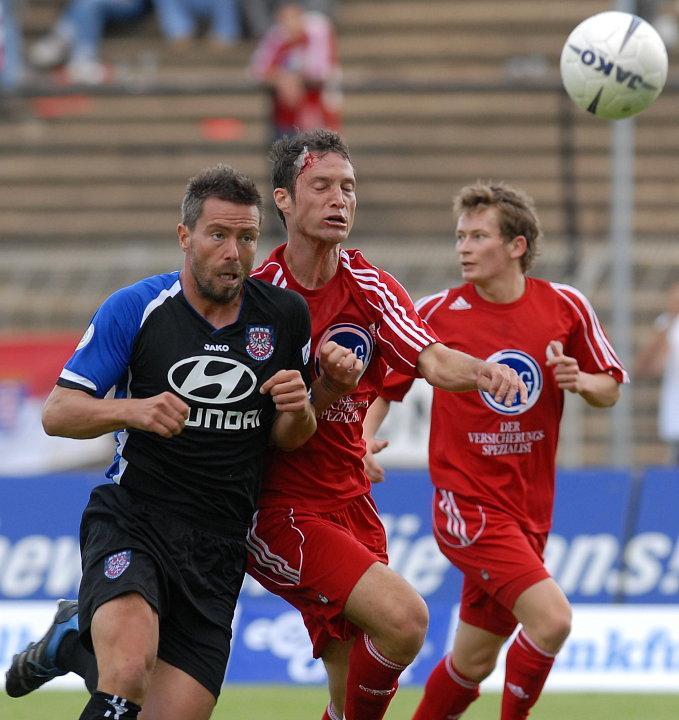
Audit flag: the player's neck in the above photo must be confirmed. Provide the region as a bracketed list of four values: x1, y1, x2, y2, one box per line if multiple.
[474, 273, 526, 304]
[284, 236, 340, 290]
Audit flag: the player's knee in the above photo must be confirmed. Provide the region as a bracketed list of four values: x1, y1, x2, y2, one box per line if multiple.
[533, 604, 572, 652]
[99, 652, 155, 702]
[384, 592, 429, 659]
[463, 656, 497, 683]
[548, 606, 572, 647]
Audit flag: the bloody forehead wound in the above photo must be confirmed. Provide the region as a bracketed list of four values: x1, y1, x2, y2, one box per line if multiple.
[293, 146, 321, 180]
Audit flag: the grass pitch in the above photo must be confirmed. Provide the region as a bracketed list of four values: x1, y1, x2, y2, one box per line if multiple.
[1, 687, 677, 719]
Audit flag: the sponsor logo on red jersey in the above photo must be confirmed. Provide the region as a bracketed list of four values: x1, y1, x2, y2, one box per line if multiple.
[480, 349, 543, 415]
[314, 323, 373, 376]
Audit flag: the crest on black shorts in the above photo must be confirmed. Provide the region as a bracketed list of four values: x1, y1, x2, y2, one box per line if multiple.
[246, 325, 275, 361]
[104, 550, 132, 579]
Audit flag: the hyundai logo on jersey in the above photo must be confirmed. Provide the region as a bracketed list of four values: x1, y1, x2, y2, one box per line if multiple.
[168, 356, 257, 404]
[314, 323, 374, 376]
[479, 349, 542, 415]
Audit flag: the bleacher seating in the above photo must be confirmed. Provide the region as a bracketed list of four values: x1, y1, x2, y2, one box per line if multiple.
[2, 0, 678, 464]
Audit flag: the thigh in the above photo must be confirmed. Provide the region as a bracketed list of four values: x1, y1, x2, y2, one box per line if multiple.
[433, 488, 550, 634]
[343, 560, 423, 639]
[82, 485, 246, 699]
[140, 658, 215, 720]
[513, 577, 570, 624]
[247, 497, 387, 656]
[79, 513, 163, 651]
[91, 592, 159, 696]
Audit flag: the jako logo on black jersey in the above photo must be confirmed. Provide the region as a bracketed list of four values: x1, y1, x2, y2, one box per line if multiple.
[479, 350, 542, 416]
[168, 356, 256, 404]
[314, 323, 374, 377]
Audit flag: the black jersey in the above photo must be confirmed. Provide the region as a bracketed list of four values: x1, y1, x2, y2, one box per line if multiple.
[58, 272, 312, 529]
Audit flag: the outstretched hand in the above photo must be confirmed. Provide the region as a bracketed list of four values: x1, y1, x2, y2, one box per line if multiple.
[476, 362, 527, 407]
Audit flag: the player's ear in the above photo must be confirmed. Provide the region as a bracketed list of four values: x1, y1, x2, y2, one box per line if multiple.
[177, 223, 190, 253]
[510, 235, 527, 260]
[273, 187, 291, 214]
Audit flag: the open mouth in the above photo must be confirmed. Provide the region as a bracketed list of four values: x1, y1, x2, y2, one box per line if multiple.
[323, 214, 347, 228]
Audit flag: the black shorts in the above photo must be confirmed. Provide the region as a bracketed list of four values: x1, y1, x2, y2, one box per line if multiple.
[78, 483, 248, 699]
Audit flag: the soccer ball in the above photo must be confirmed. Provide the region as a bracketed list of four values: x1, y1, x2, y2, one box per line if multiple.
[560, 11, 668, 119]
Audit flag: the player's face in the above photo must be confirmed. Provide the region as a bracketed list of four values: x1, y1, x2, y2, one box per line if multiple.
[288, 152, 356, 244]
[179, 197, 260, 305]
[455, 207, 522, 285]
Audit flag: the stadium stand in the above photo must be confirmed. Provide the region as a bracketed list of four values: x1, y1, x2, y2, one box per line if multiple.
[1, 0, 678, 464]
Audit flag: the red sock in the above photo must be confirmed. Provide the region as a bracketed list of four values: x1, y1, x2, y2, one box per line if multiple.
[412, 654, 480, 720]
[343, 633, 406, 720]
[501, 630, 555, 720]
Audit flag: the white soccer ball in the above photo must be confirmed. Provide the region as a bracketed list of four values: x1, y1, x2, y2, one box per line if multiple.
[560, 11, 668, 119]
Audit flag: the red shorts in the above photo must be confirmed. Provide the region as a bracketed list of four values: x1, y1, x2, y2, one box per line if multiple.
[246, 493, 388, 657]
[433, 487, 550, 637]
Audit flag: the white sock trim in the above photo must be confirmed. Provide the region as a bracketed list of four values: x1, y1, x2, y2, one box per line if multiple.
[444, 654, 480, 689]
[517, 630, 557, 659]
[363, 634, 406, 671]
[326, 701, 343, 720]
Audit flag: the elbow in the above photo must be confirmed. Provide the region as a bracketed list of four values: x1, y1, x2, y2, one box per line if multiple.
[587, 385, 621, 408]
[41, 403, 61, 436]
[606, 386, 622, 407]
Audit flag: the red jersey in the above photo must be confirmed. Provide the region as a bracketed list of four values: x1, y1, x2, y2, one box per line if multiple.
[382, 278, 628, 533]
[252, 244, 437, 511]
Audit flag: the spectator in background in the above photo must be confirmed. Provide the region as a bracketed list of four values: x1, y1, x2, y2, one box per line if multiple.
[153, 0, 241, 52]
[0, 0, 24, 90]
[636, 281, 679, 464]
[251, 1, 342, 140]
[29, 0, 150, 85]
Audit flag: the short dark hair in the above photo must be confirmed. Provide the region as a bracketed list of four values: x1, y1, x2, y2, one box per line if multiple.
[453, 181, 542, 272]
[181, 164, 263, 229]
[269, 129, 352, 225]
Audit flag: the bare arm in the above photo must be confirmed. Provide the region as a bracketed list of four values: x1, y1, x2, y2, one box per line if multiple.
[362, 396, 391, 483]
[363, 396, 390, 444]
[417, 342, 527, 406]
[262, 370, 317, 451]
[42, 385, 189, 439]
[546, 340, 621, 408]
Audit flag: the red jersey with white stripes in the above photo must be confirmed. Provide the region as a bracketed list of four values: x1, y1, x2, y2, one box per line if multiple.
[253, 243, 437, 511]
[382, 278, 628, 532]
